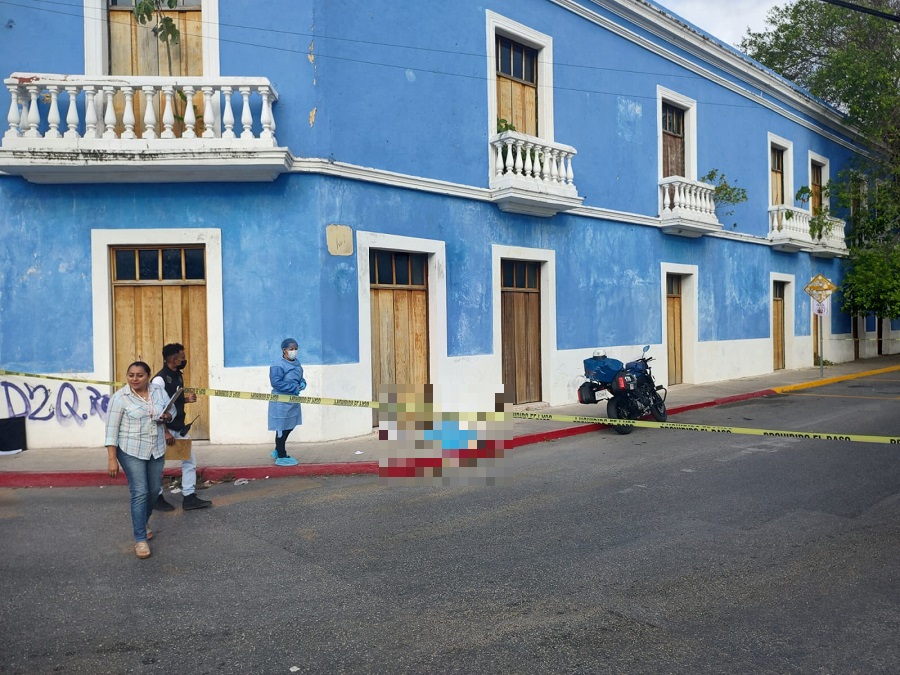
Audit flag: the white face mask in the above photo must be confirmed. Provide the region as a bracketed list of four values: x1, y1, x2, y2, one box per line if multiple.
[286, 349, 298, 360]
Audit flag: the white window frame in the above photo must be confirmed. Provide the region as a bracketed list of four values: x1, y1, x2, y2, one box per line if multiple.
[768, 132, 794, 206]
[808, 150, 830, 213]
[486, 11, 554, 142]
[657, 86, 697, 181]
[83, 0, 220, 76]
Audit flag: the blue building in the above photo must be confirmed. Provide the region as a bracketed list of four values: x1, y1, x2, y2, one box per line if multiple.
[0, 0, 882, 448]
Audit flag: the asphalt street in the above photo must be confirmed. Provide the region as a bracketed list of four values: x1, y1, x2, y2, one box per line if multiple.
[1, 374, 899, 674]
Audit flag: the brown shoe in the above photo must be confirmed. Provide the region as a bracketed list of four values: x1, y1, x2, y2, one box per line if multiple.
[146, 529, 153, 540]
[134, 542, 151, 559]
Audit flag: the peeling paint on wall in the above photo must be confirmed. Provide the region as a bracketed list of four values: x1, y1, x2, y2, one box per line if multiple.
[617, 97, 642, 143]
[309, 107, 317, 127]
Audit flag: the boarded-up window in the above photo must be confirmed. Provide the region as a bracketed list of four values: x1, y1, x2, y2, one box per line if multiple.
[108, 1, 203, 136]
[771, 147, 785, 205]
[108, 1, 203, 77]
[662, 103, 685, 178]
[496, 36, 537, 136]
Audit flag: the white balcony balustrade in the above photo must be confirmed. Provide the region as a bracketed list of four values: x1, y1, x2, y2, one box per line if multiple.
[815, 219, 847, 254]
[488, 130, 582, 217]
[657, 176, 721, 237]
[1, 73, 291, 183]
[767, 205, 847, 256]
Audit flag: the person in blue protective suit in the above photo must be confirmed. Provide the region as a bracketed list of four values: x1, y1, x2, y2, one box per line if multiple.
[268, 338, 306, 466]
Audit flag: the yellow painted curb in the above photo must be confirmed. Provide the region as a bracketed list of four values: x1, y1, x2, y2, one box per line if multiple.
[773, 364, 900, 393]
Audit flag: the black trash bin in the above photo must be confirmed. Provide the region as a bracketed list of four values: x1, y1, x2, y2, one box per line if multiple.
[0, 416, 27, 454]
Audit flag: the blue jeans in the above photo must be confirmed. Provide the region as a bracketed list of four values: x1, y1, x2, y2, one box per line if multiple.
[116, 448, 165, 543]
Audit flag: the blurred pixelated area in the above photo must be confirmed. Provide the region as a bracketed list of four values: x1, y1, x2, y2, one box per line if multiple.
[377, 384, 513, 486]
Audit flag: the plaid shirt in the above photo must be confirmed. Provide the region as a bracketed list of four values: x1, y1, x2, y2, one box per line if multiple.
[104, 384, 171, 460]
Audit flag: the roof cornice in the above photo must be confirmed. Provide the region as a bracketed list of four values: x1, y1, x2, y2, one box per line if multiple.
[548, 0, 865, 152]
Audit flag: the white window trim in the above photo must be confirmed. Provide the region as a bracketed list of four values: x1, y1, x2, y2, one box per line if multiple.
[660, 262, 697, 384]
[486, 10, 554, 142]
[356, 232, 448, 394]
[768, 132, 794, 206]
[808, 150, 830, 211]
[83, 0, 220, 76]
[657, 86, 697, 181]
[492, 244, 556, 403]
[90, 228, 224, 383]
[771, 272, 796, 369]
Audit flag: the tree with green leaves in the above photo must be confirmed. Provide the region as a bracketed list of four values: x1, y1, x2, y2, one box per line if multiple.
[740, 0, 900, 321]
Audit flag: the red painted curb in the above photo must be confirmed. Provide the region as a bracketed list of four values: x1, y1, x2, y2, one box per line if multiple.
[0, 389, 777, 489]
[0, 462, 381, 488]
[199, 462, 380, 481]
[508, 389, 778, 448]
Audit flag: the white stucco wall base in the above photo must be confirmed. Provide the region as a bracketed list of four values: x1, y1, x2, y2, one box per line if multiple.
[3, 329, 880, 450]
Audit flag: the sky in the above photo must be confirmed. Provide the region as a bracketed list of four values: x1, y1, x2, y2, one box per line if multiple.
[660, 0, 785, 47]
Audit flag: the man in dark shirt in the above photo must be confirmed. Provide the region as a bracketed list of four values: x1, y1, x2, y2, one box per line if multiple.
[152, 343, 211, 511]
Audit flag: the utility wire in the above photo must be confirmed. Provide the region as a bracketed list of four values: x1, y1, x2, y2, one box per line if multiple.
[0, 0, 817, 111]
[817, 0, 900, 22]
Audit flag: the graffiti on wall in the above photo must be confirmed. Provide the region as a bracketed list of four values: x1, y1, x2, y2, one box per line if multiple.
[1, 380, 110, 426]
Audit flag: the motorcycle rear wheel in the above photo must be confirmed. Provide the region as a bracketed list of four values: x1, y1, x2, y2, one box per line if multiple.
[607, 395, 634, 435]
[650, 390, 667, 422]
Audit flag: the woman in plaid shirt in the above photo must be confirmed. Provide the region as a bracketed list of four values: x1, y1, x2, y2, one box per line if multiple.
[105, 361, 175, 559]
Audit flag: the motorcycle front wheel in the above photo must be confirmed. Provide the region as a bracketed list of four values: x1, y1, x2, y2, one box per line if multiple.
[650, 390, 667, 422]
[606, 395, 634, 435]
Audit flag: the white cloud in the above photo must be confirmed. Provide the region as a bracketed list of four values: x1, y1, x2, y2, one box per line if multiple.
[661, 0, 782, 47]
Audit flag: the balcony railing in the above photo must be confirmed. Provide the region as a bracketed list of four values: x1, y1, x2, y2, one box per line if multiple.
[768, 205, 847, 256]
[1, 73, 291, 183]
[488, 130, 582, 217]
[657, 176, 721, 237]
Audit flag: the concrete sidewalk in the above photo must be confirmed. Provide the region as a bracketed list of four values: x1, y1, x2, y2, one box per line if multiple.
[3, 354, 900, 487]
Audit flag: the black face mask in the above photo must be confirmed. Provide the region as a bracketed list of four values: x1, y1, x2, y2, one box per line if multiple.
[176, 360, 187, 371]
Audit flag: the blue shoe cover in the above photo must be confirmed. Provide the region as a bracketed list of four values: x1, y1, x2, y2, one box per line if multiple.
[275, 456, 299, 467]
[270, 449, 278, 459]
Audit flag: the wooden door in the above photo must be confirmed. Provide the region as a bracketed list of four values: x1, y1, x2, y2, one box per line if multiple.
[496, 36, 537, 136]
[370, 251, 429, 424]
[662, 103, 685, 178]
[109, 4, 204, 137]
[666, 274, 683, 386]
[111, 246, 209, 439]
[773, 281, 785, 370]
[771, 147, 785, 205]
[501, 260, 541, 404]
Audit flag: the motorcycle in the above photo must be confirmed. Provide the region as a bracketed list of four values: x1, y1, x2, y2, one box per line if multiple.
[577, 345, 668, 435]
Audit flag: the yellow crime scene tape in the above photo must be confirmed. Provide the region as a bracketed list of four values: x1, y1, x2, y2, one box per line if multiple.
[513, 411, 900, 445]
[1, 369, 899, 445]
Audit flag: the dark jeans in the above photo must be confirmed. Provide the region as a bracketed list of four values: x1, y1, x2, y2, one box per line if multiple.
[274, 428, 294, 457]
[116, 448, 165, 542]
